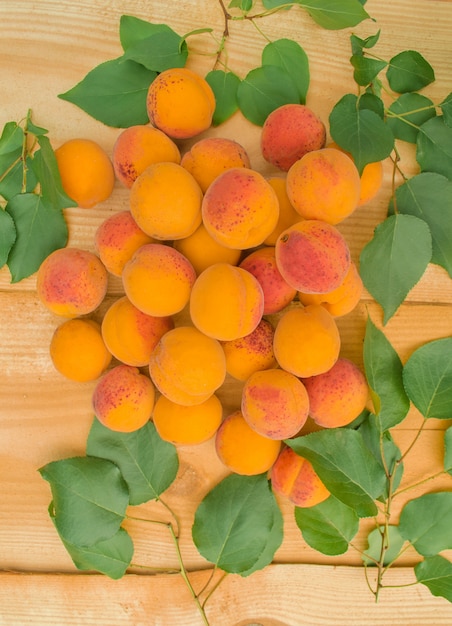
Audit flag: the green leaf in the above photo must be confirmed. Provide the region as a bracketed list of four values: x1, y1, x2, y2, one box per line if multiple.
[402, 337, 452, 419]
[398, 492, 452, 556]
[297, 0, 370, 30]
[390, 172, 452, 277]
[294, 495, 359, 555]
[350, 31, 381, 56]
[121, 31, 188, 72]
[387, 50, 435, 94]
[329, 93, 394, 173]
[0, 121, 23, 164]
[359, 213, 432, 324]
[415, 556, 452, 603]
[192, 473, 282, 574]
[0, 209, 16, 267]
[58, 56, 156, 128]
[31, 135, 77, 210]
[39, 456, 129, 547]
[262, 39, 310, 103]
[417, 116, 452, 181]
[86, 418, 179, 506]
[286, 429, 387, 518]
[363, 525, 405, 566]
[350, 55, 387, 86]
[362, 317, 410, 430]
[0, 156, 37, 202]
[440, 93, 452, 127]
[236, 65, 300, 126]
[59, 527, 133, 580]
[386, 93, 436, 143]
[229, 0, 253, 11]
[444, 427, 452, 474]
[119, 16, 176, 51]
[5, 193, 68, 282]
[205, 70, 241, 126]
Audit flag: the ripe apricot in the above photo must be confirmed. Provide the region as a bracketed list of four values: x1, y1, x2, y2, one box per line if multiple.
[275, 220, 350, 294]
[36, 247, 108, 318]
[273, 304, 340, 378]
[152, 394, 223, 445]
[94, 210, 154, 277]
[173, 223, 241, 275]
[149, 326, 226, 406]
[286, 147, 361, 224]
[263, 177, 302, 246]
[241, 368, 309, 440]
[215, 409, 281, 476]
[202, 167, 280, 250]
[146, 67, 215, 139]
[240, 246, 296, 315]
[221, 318, 276, 381]
[302, 358, 369, 428]
[50, 318, 112, 382]
[113, 124, 181, 188]
[129, 162, 203, 240]
[271, 446, 330, 508]
[261, 103, 326, 171]
[122, 243, 196, 317]
[55, 138, 115, 208]
[101, 296, 174, 367]
[190, 263, 264, 341]
[181, 137, 251, 193]
[92, 364, 155, 433]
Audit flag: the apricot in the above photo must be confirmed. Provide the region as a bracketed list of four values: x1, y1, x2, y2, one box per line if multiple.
[152, 394, 223, 445]
[298, 261, 363, 317]
[94, 210, 154, 277]
[241, 368, 309, 440]
[240, 246, 296, 315]
[55, 138, 115, 209]
[112, 124, 181, 188]
[263, 177, 302, 246]
[149, 325, 226, 406]
[302, 358, 369, 428]
[286, 147, 361, 224]
[202, 167, 280, 250]
[189, 263, 264, 341]
[275, 220, 350, 294]
[36, 247, 108, 318]
[101, 296, 174, 367]
[173, 223, 241, 276]
[181, 137, 251, 193]
[122, 243, 196, 317]
[49, 318, 112, 382]
[146, 67, 215, 139]
[92, 364, 155, 433]
[261, 104, 326, 171]
[221, 318, 276, 381]
[129, 161, 203, 240]
[271, 446, 330, 508]
[273, 304, 340, 378]
[215, 409, 281, 476]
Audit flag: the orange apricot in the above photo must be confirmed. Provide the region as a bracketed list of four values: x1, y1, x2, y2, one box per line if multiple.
[221, 318, 276, 381]
[263, 177, 302, 246]
[173, 223, 242, 275]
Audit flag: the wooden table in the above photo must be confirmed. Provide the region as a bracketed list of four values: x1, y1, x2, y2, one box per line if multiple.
[1, 1, 452, 624]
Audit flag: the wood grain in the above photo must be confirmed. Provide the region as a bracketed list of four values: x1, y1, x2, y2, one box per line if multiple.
[1, 0, 452, 624]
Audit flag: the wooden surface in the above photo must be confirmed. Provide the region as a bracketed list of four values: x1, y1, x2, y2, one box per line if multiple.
[1, 1, 452, 624]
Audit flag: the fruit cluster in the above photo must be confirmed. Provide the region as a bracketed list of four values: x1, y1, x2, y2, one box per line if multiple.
[37, 67, 383, 508]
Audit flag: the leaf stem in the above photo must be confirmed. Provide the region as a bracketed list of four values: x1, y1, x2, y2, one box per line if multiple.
[392, 469, 448, 498]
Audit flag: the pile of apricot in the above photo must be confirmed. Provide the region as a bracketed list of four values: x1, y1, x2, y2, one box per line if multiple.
[37, 67, 383, 509]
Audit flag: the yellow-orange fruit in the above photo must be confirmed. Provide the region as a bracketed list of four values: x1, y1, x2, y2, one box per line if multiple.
[146, 67, 215, 139]
[101, 296, 174, 367]
[215, 409, 281, 476]
[189, 263, 264, 341]
[264, 177, 302, 246]
[152, 394, 223, 445]
[271, 446, 330, 507]
[50, 318, 112, 382]
[94, 210, 154, 277]
[241, 368, 309, 440]
[286, 148, 361, 224]
[149, 326, 226, 406]
[221, 318, 276, 381]
[302, 358, 369, 428]
[202, 167, 280, 250]
[36, 247, 108, 318]
[129, 162, 203, 240]
[55, 138, 115, 208]
[173, 223, 242, 275]
[92, 365, 155, 433]
[273, 304, 340, 378]
[181, 137, 251, 193]
[113, 124, 181, 188]
[122, 243, 196, 317]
